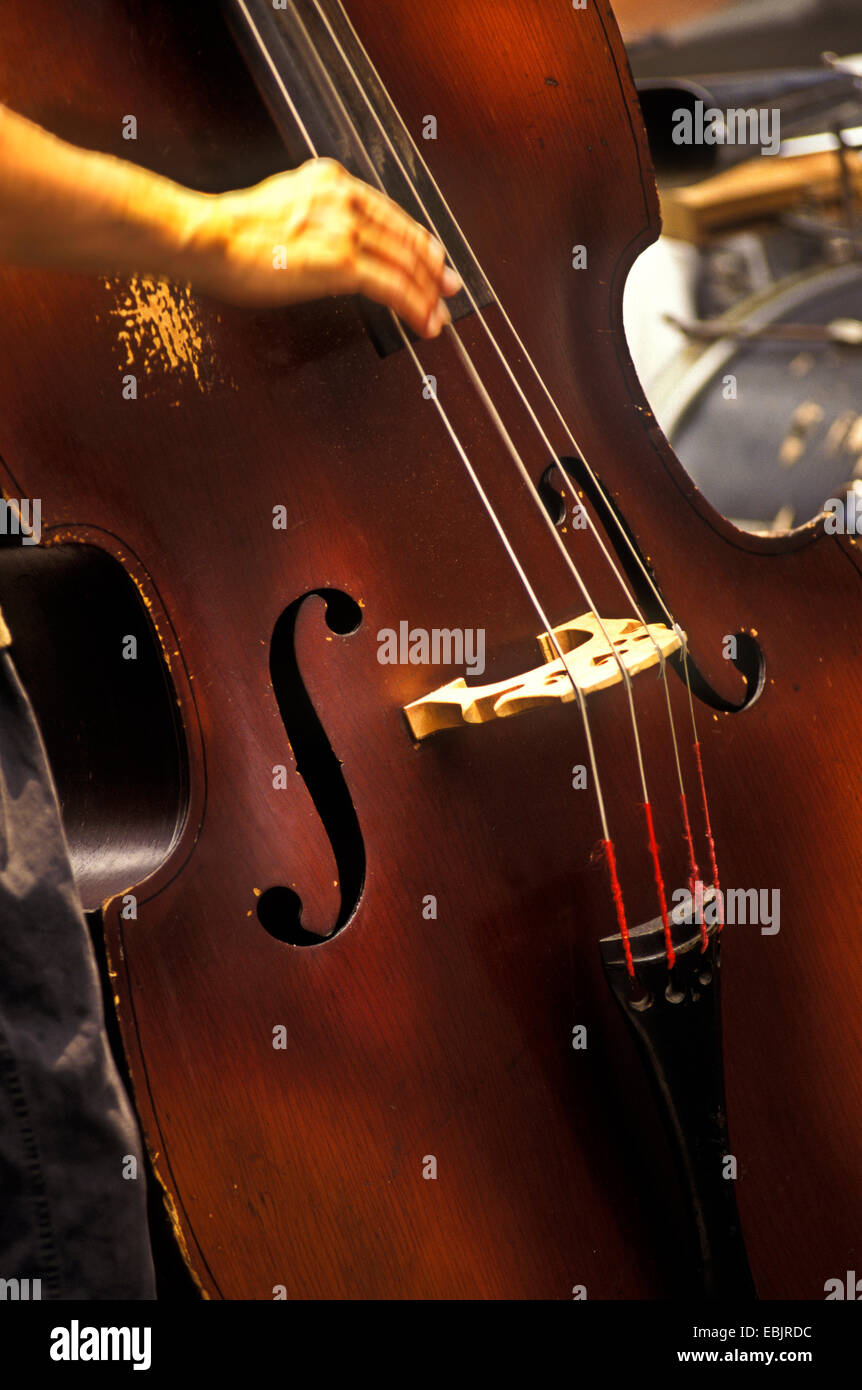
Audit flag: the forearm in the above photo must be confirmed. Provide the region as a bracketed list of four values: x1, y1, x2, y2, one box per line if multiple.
[0, 101, 456, 335]
[0, 102, 202, 281]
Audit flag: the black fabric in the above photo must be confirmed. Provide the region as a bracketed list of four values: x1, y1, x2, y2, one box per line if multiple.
[0, 651, 155, 1299]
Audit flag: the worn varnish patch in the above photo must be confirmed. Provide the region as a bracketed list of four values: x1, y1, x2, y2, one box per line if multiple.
[105, 276, 218, 391]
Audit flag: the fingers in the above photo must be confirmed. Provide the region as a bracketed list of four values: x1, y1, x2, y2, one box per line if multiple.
[343, 174, 462, 336]
[342, 254, 445, 339]
[353, 220, 451, 336]
[203, 159, 465, 330]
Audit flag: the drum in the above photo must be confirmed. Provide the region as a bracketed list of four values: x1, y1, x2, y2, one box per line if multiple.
[649, 261, 862, 530]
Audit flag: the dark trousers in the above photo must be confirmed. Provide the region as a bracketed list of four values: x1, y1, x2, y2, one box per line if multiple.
[0, 652, 155, 1299]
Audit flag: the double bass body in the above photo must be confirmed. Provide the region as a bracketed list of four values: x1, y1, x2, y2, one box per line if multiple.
[0, 0, 860, 1298]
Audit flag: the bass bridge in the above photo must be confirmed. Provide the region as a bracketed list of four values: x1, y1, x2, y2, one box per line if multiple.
[404, 613, 681, 740]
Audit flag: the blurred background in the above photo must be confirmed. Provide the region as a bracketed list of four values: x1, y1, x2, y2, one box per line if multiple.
[610, 0, 862, 532]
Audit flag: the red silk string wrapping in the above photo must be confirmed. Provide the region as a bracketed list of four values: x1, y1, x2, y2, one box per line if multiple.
[680, 792, 707, 951]
[693, 740, 723, 933]
[642, 802, 675, 969]
[602, 839, 633, 977]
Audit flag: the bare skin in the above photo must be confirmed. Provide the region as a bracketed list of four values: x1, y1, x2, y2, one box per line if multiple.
[0, 102, 461, 336]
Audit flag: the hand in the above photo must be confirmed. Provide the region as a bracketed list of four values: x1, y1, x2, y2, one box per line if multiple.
[177, 157, 462, 337]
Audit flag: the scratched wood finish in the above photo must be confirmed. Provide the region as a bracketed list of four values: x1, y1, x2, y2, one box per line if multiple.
[1, 1, 861, 1299]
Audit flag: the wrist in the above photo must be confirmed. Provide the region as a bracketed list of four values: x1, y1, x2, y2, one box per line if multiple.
[92, 159, 213, 287]
[154, 185, 222, 290]
[159, 188, 238, 299]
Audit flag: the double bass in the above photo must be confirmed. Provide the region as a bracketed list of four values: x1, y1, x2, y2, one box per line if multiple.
[1, 0, 860, 1299]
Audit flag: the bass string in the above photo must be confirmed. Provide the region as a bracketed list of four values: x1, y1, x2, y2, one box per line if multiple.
[306, 0, 701, 962]
[246, 0, 679, 969]
[316, 0, 722, 945]
[321, 0, 717, 946]
[235, 0, 689, 968]
[438, 321, 676, 966]
[291, 0, 682, 967]
[229, 4, 601, 713]
[383, 298, 651, 964]
[307, 3, 684, 762]
[231, 0, 613, 837]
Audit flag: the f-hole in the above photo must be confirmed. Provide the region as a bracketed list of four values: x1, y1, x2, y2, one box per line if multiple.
[540, 459, 765, 713]
[256, 588, 365, 946]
